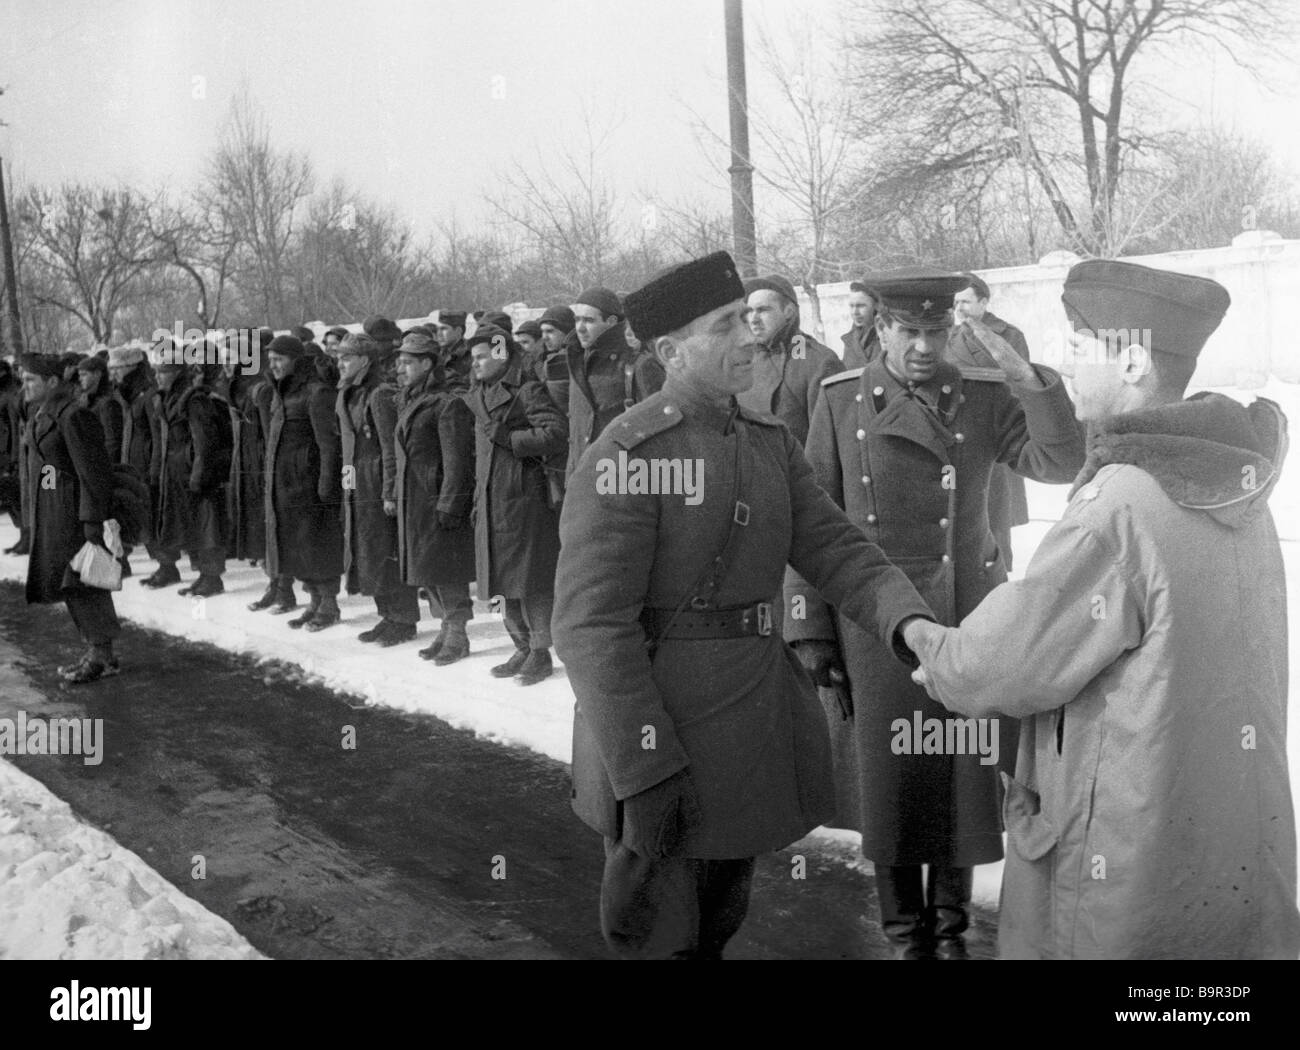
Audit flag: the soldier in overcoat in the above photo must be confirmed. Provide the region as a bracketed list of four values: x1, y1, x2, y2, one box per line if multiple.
[785, 272, 1085, 958]
[21, 353, 122, 683]
[393, 332, 476, 664]
[564, 288, 664, 480]
[738, 274, 844, 445]
[337, 331, 419, 645]
[264, 335, 345, 631]
[553, 251, 936, 959]
[465, 325, 567, 685]
[150, 350, 232, 598]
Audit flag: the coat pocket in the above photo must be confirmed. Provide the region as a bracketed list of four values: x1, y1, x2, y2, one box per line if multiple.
[1000, 770, 1058, 861]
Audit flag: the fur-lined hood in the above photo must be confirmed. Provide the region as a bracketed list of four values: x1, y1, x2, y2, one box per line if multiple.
[1071, 392, 1289, 528]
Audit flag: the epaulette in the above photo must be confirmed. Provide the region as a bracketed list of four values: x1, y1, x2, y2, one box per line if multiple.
[608, 400, 683, 450]
[822, 368, 864, 388]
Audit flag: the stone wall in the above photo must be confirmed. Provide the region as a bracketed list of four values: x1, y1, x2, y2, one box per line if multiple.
[802, 231, 1300, 389]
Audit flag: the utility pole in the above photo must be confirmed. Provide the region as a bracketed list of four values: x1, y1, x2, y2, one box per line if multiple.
[0, 156, 24, 356]
[724, 0, 757, 276]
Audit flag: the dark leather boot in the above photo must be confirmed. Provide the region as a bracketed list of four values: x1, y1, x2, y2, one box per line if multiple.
[432, 624, 470, 665]
[376, 621, 417, 647]
[931, 906, 970, 959]
[248, 584, 279, 611]
[305, 593, 341, 632]
[515, 648, 553, 686]
[491, 647, 529, 678]
[419, 625, 447, 661]
[358, 620, 390, 643]
[179, 574, 224, 597]
[289, 593, 321, 629]
[141, 563, 182, 588]
[5, 528, 31, 555]
[884, 919, 934, 960]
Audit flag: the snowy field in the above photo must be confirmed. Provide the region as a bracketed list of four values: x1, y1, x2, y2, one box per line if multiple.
[1, 379, 1297, 957]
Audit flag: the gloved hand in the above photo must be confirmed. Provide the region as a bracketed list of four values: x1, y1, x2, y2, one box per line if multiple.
[483, 419, 514, 450]
[435, 510, 465, 530]
[620, 768, 702, 859]
[794, 639, 844, 687]
[82, 521, 105, 547]
[794, 639, 852, 719]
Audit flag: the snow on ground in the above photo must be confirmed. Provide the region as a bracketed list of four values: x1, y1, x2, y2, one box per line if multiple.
[1, 379, 1296, 932]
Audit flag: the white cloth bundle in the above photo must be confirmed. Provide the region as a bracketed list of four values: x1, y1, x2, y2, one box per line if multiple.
[69, 519, 124, 591]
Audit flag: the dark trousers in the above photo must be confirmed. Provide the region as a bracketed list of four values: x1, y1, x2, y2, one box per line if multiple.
[599, 839, 756, 959]
[427, 582, 473, 629]
[65, 590, 121, 646]
[375, 583, 420, 625]
[502, 595, 553, 650]
[876, 863, 973, 939]
[157, 546, 225, 576]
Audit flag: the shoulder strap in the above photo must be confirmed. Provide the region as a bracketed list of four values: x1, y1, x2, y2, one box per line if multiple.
[645, 417, 752, 657]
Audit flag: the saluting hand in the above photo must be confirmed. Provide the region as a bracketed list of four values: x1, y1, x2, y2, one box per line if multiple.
[966, 319, 1039, 387]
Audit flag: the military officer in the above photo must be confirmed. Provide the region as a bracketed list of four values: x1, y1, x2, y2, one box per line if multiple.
[784, 271, 1086, 959]
[552, 251, 936, 960]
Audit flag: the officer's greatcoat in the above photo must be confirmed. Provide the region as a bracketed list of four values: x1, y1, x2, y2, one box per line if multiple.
[553, 376, 933, 860]
[785, 356, 1084, 867]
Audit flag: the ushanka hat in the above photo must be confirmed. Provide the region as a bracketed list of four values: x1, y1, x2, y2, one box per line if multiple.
[20, 352, 65, 378]
[624, 251, 746, 342]
[1062, 259, 1230, 358]
[362, 315, 404, 343]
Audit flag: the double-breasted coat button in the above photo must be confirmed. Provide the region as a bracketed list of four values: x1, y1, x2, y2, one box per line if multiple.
[939, 517, 950, 527]
[873, 386, 884, 397]
[959, 395, 967, 404]
[941, 554, 951, 564]
[663, 406, 674, 414]
[866, 514, 877, 523]
[941, 385, 952, 394]
[855, 393, 863, 403]
[861, 475, 871, 485]
[856, 428, 866, 440]
[954, 432, 965, 442]
[984, 560, 996, 568]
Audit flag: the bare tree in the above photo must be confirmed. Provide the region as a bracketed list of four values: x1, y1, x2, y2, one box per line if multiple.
[143, 191, 239, 331]
[17, 184, 159, 343]
[206, 87, 313, 326]
[849, 0, 1292, 255]
[482, 112, 626, 298]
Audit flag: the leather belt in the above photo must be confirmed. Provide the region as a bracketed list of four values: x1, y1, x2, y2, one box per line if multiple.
[642, 600, 775, 640]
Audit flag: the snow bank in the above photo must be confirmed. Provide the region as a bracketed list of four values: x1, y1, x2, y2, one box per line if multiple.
[0, 758, 261, 960]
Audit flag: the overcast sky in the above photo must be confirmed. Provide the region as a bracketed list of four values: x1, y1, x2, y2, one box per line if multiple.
[3, 0, 1299, 243]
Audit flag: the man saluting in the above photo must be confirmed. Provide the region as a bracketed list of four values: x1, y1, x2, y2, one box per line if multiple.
[553, 251, 937, 960]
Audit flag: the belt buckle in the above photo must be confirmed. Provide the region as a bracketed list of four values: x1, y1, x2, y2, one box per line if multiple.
[756, 601, 773, 636]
